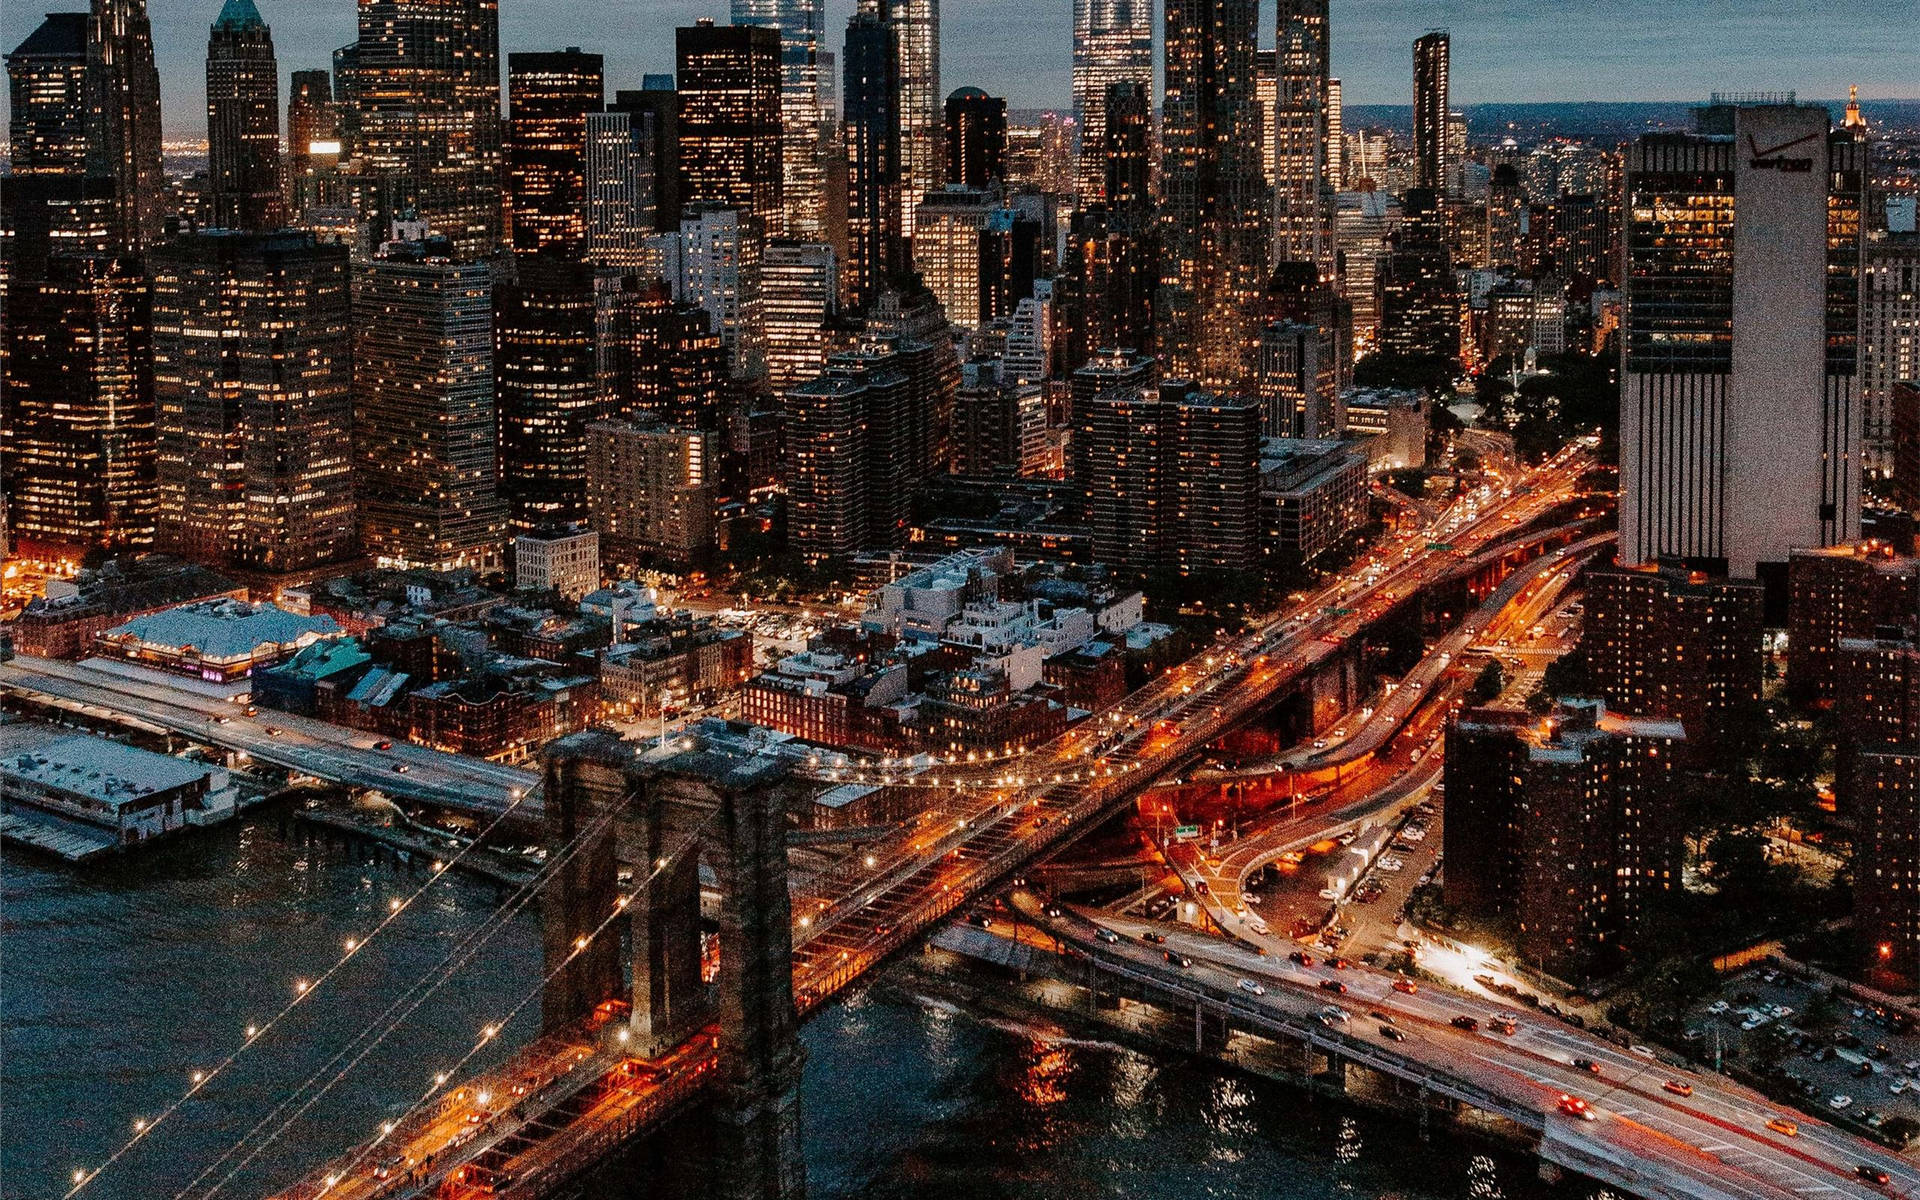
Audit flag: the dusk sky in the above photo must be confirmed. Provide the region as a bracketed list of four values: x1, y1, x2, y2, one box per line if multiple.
[2, 0, 1915, 138]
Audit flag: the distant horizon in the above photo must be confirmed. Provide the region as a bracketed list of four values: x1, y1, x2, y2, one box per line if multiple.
[1, 0, 1914, 139]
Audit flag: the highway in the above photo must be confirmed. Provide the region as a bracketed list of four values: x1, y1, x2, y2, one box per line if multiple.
[1012, 895, 1919, 1200]
[0, 654, 539, 815]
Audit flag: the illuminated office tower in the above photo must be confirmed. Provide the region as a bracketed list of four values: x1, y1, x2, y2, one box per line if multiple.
[353, 236, 507, 572]
[1326, 78, 1343, 189]
[86, 0, 164, 249]
[914, 185, 994, 329]
[151, 231, 355, 574]
[1376, 188, 1458, 363]
[286, 70, 338, 212]
[584, 112, 657, 270]
[506, 48, 603, 258]
[1272, 0, 1333, 272]
[1255, 50, 1275, 184]
[1258, 318, 1338, 438]
[1071, 0, 1152, 204]
[859, 0, 938, 240]
[677, 20, 783, 235]
[672, 206, 767, 377]
[1412, 30, 1449, 192]
[1620, 98, 1867, 577]
[1446, 111, 1469, 193]
[731, 0, 828, 239]
[764, 241, 839, 391]
[350, 0, 503, 258]
[597, 273, 728, 429]
[1160, 0, 1268, 391]
[205, 0, 282, 232]
[7, 13, 89, 176]
[1062, 81, 1156, 370]
[1335, 189, 1400, 350]
[944, 88, 1006, 191]
[1862, 234, 1920, 472]
[496, 257, 601, 530]
[1, 254, 155, 560]
[609, 86, 681, 232]
[843, 12, 902, 310]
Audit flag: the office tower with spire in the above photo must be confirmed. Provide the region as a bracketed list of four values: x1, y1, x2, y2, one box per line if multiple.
[506, 48, 604, 257]
[350, 0, 503, 259]
[1620, 97, 1868, 578]
[1412, 30, 1450, 193]
[86, 0, 164, 250]
[151, 231, 356, 575]
[677, 20, 784, 235]
[205, 0, 283, 232]
[1272, 0, 1333, 272]
[859, 0, 938, 240]
[943, 87, 1006, 191]
[1160, 0, 1268, 391]
[1071, 0, 1153, 204]
[843, 12, 902, 310]
[731, 0, 829, 239]
[353, 235, 508, 572]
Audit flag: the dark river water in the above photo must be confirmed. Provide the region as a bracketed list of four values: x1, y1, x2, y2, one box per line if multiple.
[3, 811, 1585, 1200]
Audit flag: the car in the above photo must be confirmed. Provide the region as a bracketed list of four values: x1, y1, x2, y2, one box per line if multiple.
[374, 740, 392, 750]
[1557, 1094, 1595, 1121]
[1855, 1165, 1892, 1186]
[1320, 1005, 1351, 1023]
[1707, 1000, 1731, 1015]
[244, 705, 258, 716]
[392, 763, 410, 773]
[213, 715, 231, 725]
[1830, 1095, 1854, 1111]
[1165, 951, 1193, 968]
[1393, 976, 1419, 995]
[1289, 951, 1314, 967]
[1096, 928, 1120, 944]
[262, 726, 280, 736]
[1319, 979, 1348, 994]
[1765, 1116, 1799, 1137]
[1889, 1077, 1910, 1095]
[1370, 1011, 1396, 1025]
[1043, 904, 1062, 918]
[1572, 1058, 1601, 1074]
[1489, 1016, 1518, 1035]
[1663, 1080, 1693, 1097]
[1329, 957, 1351, 970]
[1317, 887, 1341, 900]
[1380, 1025, 1407, 1042]
[1142, 931, 1166, 945]
[1238, 978, 1266, 996]
[466, 1109, 494, 1126]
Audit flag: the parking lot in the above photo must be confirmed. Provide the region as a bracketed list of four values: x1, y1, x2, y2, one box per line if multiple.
[1684, 965, 1920, 1142]
[1240, 792, 1442, 958]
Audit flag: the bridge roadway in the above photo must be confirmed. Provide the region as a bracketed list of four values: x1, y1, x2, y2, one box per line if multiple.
[0, 654, 539, 816]
[1001, 896, 1920, 1200]
[269, 453, 1604, 1197]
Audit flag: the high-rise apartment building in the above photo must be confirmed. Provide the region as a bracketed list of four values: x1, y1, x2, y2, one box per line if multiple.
[943, 88, 1007, 192]
[496, 257, 601, 530]
[584, 111, 658, 269]
[1, 254, 156, 560]
[1160, 0, 1268, 392]
[1412, 30, 1450, 193]
[350, 0, 503, 259]
[859, 0, 938, 240]
[1862, 233, 1920, 471]
[352, 237, 508, 572]
[205, 0, 282, 232]
[586, 421, 715, 566]
[764, 241, 840, 392]
[1831, 636, 1920, 989]
[1070, 0, 1152, 204]
[1785, 544, 1920, 708]
[506, 49, 604, 258]
[843, 13, 902, 310]
[1620, 99, 1868, 577]
[952, 359, 1046, 477]
[915, 186, 996, 329]
[731, 0, 828, 239]
[151, 231, 355, 575]
[87, 0, 165, 250]
[1334, 189, 1400, 351]
[677, 20, 783, 236]
[1271, 0, 1333, 272]
[785, 345, 929, 563]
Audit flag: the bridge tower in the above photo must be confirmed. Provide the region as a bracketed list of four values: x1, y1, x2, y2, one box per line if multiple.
[542, 728, 806, 1200]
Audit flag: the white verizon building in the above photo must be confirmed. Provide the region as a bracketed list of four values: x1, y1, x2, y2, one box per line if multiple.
[1620, 97, 1867, 579]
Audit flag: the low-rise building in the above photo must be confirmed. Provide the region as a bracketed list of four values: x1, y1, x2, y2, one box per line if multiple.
[1258, 437, 1369, 565]
[9, 557, 244, 659]
[514, 527, 601, 599]
[0, 722, 239, 859]
[252, 638, 374, 716]
[1341, 386, 1429, 469]
[407, 672, 599, 762]
[95, 599, 344, 683]
[598, 614, 753, 717]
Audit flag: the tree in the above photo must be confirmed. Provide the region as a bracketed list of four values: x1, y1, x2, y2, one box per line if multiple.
[1470, 660, 1505, 705]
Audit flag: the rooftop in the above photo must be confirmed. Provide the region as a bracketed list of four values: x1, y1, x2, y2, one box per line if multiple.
[0, 725, 219, 810]
[104, 600, 342, 660]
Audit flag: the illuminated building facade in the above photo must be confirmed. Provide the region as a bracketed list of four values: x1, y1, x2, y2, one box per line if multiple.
[843, 12, 902, 310]
[87, 0, 166, 250]
[286, 69, 339, 213]
[859, 0, 938, 240]
[205, 0, 283, 232]
[1271, 0, 1333, 272]
[496, 257, 601, 530]
[731, 0, 829, 239]
[506, 48, 604, 258]
[943, 87, 1007, 192]
[764, 240, 840, 392]
[676, 20, 783, 236]
[1070, 0, 1152, 204]
[584, 111, 658, 270]
[1412, 30, 1449, 192]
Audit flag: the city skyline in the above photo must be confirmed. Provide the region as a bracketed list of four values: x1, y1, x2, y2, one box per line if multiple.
[0, 0, 1914, 139]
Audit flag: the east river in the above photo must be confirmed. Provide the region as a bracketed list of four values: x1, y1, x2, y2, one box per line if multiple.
[4, 811, 1589, 1199]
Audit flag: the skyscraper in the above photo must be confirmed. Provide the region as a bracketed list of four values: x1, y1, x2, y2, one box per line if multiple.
[350, 0, 503, 259]
[286, 69, 339, 212]
[86, 0, 165, 250]
[596, 274, 728, 429]
[205, 0, 283, 232]
[610, 86, 682, 232]
[676, 20, 784, 235]
[496, 257, 601, 530]
[1862, 233, 1920, 471]
[6, 13, 90, 176]
[506, 48, 604, 258]
[860, 0, 938, 240]
[673, 206, 767, 377]
[764, 240, 840, 392]
[731, 0, 829, 239]
[1160, 0, 1267, 391]
[1272, 0, 1333, 272]
[151, 231, 356, 575]
[843, 12, 902, 310]
[584, 111, 658, 270]
[943, 88, 1007, 192]
[1412, 31, 1450, 193]
[353, 236, 508, 572]
[1620, 99, 1867, 577]
[1070, 0, 1152, 204]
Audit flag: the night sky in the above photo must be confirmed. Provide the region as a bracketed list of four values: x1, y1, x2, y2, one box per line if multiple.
[1, 0, 1914, 139]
